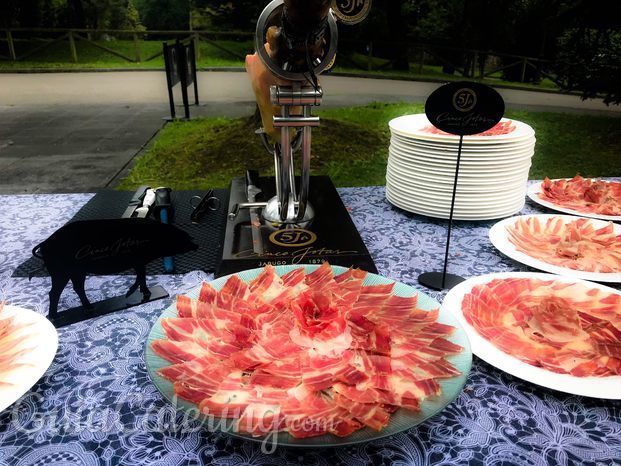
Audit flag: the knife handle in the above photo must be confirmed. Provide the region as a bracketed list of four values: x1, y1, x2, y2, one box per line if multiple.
[246, 170, 260, 189]
[130, 185, 151, 204]
[122, 185, 150, 218]
[154, 187, 173, 221]
[159, 208, 175, 273]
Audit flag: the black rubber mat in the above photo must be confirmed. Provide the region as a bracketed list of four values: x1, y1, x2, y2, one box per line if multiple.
[13, 189, 229, 277]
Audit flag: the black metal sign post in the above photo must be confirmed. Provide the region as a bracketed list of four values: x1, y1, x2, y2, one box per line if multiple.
[184, 39, 199, 107]
[418, 81, 505, 291]
[163, 39, 199, 120]
[163, 40, 180, 119]
[419, 133, 466, 290]
[179, 46, 190, 120]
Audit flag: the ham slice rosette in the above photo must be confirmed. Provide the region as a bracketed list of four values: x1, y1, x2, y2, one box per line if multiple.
[151, 263, 462, 439]
[505, 216, 621, 273]
[461, 277, 621, 377]
[538, 176, 621, 216]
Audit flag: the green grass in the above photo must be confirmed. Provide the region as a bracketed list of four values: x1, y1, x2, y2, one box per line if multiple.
[116, 102, 621, 191]
[0, 38, 250, 69]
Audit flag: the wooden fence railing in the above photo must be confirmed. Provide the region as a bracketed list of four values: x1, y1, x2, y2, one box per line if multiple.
[338, 38, 561, 86]
[0, 28, 561, 86]
[0, 28, 253, 64]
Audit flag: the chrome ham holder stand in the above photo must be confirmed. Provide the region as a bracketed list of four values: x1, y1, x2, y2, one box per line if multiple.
[216, 0, 376, 277]
[217, 83, 376, 277]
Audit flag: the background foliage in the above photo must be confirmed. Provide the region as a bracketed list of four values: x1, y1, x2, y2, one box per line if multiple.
[1, 0, 619, 103]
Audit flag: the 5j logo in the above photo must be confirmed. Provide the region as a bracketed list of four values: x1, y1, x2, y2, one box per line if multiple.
[269, 229, 317, 247]
[452, 88, 477, 112]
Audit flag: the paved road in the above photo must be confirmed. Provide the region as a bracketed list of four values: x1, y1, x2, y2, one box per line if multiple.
[3, 71, 620, 113]
[0, 71, 618, 194]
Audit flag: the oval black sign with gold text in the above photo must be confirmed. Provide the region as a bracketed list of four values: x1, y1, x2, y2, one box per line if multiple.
[331, 0, 372, 25]
[269, 229, 317, 248]
[425, 81, 505, 136]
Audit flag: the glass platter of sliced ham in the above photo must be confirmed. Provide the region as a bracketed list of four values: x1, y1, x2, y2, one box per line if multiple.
[489, 214, 621, 283]
[145, 264, 472, 447]
[0, 303, 59, 412]
[443, 272, 621, 399]
[527, 177, 621, 221]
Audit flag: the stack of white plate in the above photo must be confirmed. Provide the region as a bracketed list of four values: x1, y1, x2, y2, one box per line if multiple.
[386, 114, 536, 220]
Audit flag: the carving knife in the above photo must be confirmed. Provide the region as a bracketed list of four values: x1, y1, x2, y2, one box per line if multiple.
[246, 170, 264, 256]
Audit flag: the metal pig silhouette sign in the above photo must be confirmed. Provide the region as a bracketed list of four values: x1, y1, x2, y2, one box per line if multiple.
[425, 81, 504, 135]
[32, 218, 197, 327]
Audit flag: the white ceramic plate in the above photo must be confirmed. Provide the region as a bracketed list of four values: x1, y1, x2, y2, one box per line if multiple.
[391, 132, 536, 148]
[527, 181, 621, 222]
[0, 305, 59, 412]
[390, 137, 536, 155]
[386, 168, 529, 188]
[389, 114, 536, 143]
[386, 192, 526, 216]
[385, 174, 527, 200]
[389, 156, 532, 177]
[489, 214, 621, 283]
[386, 187, 525, 220]
[390, 131, 536, 149]
[386, 161, 529, 191]
[442, 272, 621, 399]
[388, 145, 534, 167]
[388, 156, 532, 177]
[386, 173, 527, 207]
[386, 180, 526, 204]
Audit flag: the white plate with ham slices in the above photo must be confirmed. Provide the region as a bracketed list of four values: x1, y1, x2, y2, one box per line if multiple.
[145, 264, 472, 447]
[527, 179, 621, 222]
[490, 214, 621, 283]
[389, 114, 535, 143]
[443, 272, 621, 399]
[0, 304, 59, 412]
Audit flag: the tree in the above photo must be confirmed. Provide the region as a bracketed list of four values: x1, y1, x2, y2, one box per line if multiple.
[191, 1, 267, 31]
[555, 28, 621, 105]
[385, 0, 409, 70]
[134, 0, 189, 30]
[549, 0, 621, 104]
[1, 0, 144, 30]
[1, 0, 48, 28]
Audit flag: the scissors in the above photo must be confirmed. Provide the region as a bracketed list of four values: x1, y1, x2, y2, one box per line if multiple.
[190, 189, 221, 223]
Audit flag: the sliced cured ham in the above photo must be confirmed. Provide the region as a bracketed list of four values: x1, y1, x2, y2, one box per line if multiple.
[462, 277, 621, 376]
[152, 264, 462, 438]
[506, 216, 621, 273]
[538, 176, 621, 216]
[422, 120, 516, 136]
[0, 303, 38, 388]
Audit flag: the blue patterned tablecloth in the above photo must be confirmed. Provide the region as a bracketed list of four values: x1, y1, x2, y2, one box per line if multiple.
[0, 186, 620, 466]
